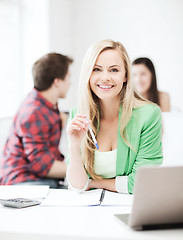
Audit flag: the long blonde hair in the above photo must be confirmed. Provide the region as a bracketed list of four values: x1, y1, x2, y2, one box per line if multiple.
[77, 39, 147, 179]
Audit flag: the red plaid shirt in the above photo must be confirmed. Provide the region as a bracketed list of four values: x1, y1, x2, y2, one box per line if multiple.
[0, 88, 64, 185]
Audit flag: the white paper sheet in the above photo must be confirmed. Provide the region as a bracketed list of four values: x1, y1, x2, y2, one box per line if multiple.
[41, 189, 134, 207]
[101, 190, 133, 206]
[41, 189, 103, 206]
[0, 185, 50, 199]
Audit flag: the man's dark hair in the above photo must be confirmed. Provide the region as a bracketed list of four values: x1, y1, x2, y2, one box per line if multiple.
[32, 53, 73, 91]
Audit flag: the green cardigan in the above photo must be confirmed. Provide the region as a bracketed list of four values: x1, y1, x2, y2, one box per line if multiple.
[67, 103, 163, 194]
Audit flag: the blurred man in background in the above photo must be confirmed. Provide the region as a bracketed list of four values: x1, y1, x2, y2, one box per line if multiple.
[0, 53, 73, 188]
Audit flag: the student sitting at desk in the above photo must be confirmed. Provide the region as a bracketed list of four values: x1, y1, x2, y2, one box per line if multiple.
[132, 57, 170, 112]
[66, 40, 163, 194]
[0, 53, 73, 188]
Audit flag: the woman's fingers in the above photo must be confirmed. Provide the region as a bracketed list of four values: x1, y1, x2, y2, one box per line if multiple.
[67, 113, 91, 135]
[72, 119, 87, 129]
[73, 115, 91, 126]
[68, 122, 88, 133]
[70, 124, 81, 131]
[74, 115, 88, 122]
[74, 115, 91, 125]
[75, 113, 87, 118]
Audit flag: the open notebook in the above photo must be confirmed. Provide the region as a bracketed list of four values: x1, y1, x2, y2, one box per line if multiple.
[41, 189, 134, 207]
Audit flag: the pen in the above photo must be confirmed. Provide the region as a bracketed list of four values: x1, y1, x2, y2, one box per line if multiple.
[88, 124, 99, 149]
[99, 189, 105, 205]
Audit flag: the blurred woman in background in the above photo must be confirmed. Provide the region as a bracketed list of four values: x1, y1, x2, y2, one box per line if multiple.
[132, 57, 170, 112]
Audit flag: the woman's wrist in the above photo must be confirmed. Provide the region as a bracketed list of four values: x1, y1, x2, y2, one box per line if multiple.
[69, 143, 80, 153]
[88, 179, 93, 189]
[88, 179, 103, 189]
[88, 179, 116, 192]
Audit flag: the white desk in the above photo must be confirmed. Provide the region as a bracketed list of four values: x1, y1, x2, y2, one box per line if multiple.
[0, 190, 183, 240]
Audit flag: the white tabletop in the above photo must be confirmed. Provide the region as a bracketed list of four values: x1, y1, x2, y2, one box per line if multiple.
[0, 190, 183, 240]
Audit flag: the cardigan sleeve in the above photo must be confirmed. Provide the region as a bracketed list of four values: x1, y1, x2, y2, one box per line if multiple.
[128, 106, 163, 194]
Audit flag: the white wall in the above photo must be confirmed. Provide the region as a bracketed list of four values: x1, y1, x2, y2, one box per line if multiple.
[20, 0, 50, 99]
[0, 0, 21, 118]
[0, 0, 50, 118]
[66, 0, 183, 111]
[49, 0, 74, 112]
[0, 0, 183, 118]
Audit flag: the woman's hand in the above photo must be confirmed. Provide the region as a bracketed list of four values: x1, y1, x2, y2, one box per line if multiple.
[67, 114, 91, 147]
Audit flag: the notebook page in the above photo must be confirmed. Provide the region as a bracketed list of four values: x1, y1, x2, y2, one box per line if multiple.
[101, 191, 134, 206]
[41, 189, 103, 206]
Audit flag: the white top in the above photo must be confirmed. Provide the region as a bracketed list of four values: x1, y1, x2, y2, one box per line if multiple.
[94, 149, 117, 178]
[68, 149, 128, 194]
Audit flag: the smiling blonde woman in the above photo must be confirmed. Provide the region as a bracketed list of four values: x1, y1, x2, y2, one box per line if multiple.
[66, 40, 163, 194]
